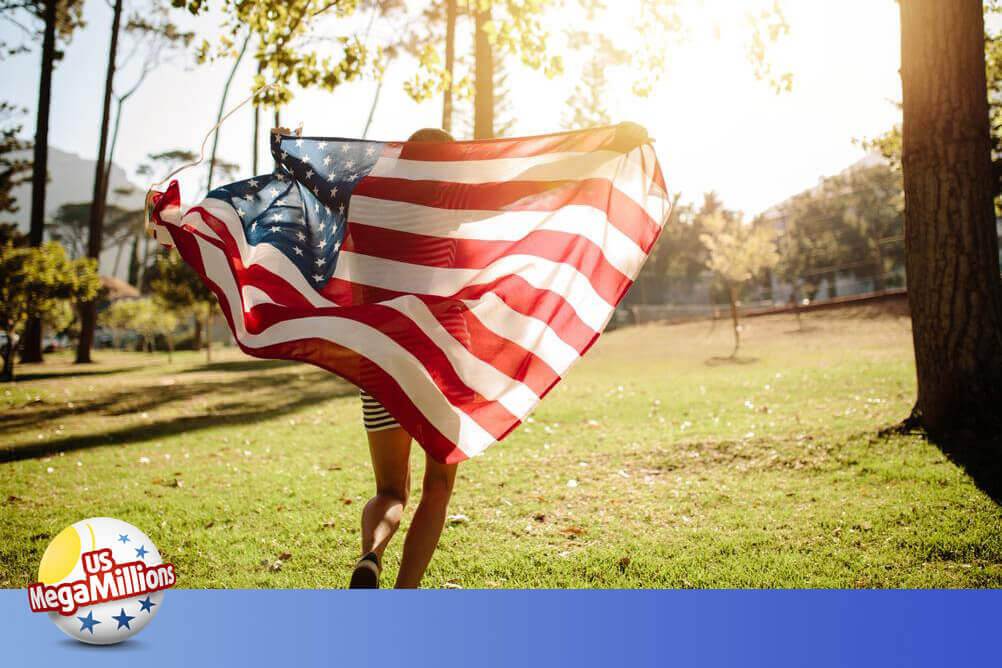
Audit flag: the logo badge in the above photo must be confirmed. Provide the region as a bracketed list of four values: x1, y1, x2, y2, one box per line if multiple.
[28, 517, 175, 645]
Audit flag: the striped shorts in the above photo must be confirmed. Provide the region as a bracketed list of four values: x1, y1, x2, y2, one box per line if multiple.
[360, 390, 400, 432]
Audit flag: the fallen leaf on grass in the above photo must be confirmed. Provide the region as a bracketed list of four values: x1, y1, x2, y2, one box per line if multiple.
[533, 513, 546, 522]
[278, 552, 292, 561]
[321, 519, 336, 529]
[618, 557, 630, 572]
[447, 514, 470, 525]
[560, 526, 587, 536]
[341, 498, 353, 506]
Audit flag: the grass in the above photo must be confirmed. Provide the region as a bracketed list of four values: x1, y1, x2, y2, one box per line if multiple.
[2, 306, 1000, 588]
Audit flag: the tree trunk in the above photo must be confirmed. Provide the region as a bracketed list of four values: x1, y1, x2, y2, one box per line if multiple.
[22, 0, 59, 364]
[442, 0, 457, 134]
[192, 313, 202, 351]
[205, 304, 212, 363]
[208, 32, 250, 192]
[1, 334, 15, 381]
[473, 4, 494, 140]
[900, 0, 1002, 436]
[76, 0, 123, 364]
[728, 283, 740, 358]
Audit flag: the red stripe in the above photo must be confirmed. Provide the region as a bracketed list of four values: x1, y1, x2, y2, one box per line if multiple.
[343, 223, 631, 305]
[353, 176, 660, 253]
[388, 125, 646, 162]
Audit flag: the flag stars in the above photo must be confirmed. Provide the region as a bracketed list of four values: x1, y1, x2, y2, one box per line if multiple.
[344, 160, 354, 169]
[323, 155, 332, 167]
[340, 144, 350, 153]
[271, 213, 281, 222]
[315, 258, 325, 267]
[248, 179, 259, 188]
[365, 146, 375, 156]
[270, 226, 281, 233]
[268, 187, 279, 197]
[296, 231, 306, 241]
[313, 273, 323, 282]
[295, 138, 304, 147]
[293, 246, 304, 256]
[330, 187, 338, 198]
[318, 141, 327, 150]
[305, 169, 314, 179]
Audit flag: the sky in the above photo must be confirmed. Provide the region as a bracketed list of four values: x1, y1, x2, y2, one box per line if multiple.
[0, 0, 904, 216]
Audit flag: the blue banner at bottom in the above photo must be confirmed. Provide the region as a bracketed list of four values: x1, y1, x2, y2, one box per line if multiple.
[1, 589, 996, 666]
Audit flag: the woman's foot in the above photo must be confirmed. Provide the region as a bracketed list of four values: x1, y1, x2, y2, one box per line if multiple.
[349, 552, 381, 589]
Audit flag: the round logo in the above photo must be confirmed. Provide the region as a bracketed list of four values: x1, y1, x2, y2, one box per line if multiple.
[28, 517, 176, 645]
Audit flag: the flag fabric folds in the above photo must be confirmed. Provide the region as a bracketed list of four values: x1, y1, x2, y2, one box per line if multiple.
[147, 124, 671, 464]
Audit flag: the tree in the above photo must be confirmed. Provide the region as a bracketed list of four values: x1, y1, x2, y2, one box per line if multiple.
[76, 0, 124, 365]
[898, 0, 1002, 438]
[699, 211, 779, 357]
[100, 297, 180, 361]
[0, 102, 32, 222]
[150, 251, 217, 363]
[1, 0, 85, 363]
[0, 241, 99, 380]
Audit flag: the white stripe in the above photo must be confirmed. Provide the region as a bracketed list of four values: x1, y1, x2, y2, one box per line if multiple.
[369, 149, 626, 184]
[190, 233, 494, 457]
[350, 198, 648, 279]
[381, 295, 540, 419]
[464, 293, 581, 376]
[335, 250, 614, 332]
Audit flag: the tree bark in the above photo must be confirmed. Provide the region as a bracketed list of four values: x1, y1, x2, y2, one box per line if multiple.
[22, 0, 59, 364]
[442, 0, 457, 134]
[76, 0, 123, 364]
[900, 0, 1002, 436]
[473, 3, 494, 140]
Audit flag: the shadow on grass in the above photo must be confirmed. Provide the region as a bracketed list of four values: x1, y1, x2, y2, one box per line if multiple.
[179, 359, 298, 374]
[704, 356, 759, 366]
[783, 326, 821, 335]
[0, 369, 355, 463]
[8, 367, 129, 382]
[929, 433, 1002, 506]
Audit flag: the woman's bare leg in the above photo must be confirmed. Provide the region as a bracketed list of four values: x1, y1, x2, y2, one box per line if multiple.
[395, 454, 458, 588]
[360, 426, 411, 561]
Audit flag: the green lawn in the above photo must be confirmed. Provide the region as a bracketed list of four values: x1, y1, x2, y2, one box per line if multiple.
[2, 307, 1000, 588]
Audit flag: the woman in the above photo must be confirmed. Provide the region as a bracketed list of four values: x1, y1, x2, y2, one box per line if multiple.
[350, 127, 458, 589]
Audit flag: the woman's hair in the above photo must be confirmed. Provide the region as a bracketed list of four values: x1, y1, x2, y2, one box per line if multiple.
[407, 128, 454, 143]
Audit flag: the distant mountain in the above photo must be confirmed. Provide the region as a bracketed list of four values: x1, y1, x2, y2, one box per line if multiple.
[6, 147, 147, 281]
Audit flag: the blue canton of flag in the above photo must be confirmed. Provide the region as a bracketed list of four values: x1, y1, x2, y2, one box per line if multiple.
[207, 133, 386, 289]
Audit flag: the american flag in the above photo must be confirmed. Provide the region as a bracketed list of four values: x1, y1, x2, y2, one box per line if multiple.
[147, 124, 670, 464]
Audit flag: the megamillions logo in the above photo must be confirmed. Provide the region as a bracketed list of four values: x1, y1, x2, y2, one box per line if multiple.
[28, 517, 175, 644]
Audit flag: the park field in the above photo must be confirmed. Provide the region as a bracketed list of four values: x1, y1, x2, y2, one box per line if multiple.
[2, 306, 1000, 588]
